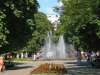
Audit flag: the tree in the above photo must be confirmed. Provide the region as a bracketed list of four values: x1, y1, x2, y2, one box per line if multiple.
[26, 12, 52, 52]
[0, 11, 9, 48]
[60, 0, 100, 51]
[0, 0, 39, 52]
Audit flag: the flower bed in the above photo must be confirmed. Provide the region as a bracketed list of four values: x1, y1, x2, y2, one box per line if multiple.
[31, 63, 67, 75]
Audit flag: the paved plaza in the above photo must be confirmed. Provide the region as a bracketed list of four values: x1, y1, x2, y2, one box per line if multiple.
[0, 60, 75, 75]
[0, 61, 34, 75]
[0, 60, 100, 75]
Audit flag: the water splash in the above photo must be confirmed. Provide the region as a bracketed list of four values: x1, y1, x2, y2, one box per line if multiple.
[41, 32, 75, 60]
[57, 35, 66, 59]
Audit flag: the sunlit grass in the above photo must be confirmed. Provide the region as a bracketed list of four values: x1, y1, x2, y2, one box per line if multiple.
[13, 58, 32, 61]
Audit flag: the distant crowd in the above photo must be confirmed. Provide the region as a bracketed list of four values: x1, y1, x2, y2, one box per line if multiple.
[77, 50, 100, 61]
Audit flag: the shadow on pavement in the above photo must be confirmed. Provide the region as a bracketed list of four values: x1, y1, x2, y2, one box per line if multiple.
[14, 62, 26, 65]
[64, 61, 100, 75]
[64, 60, 90, 66]
[7, 66, 33, 70]
[67, 66, 100, 75]
[6, 62, 34, 70]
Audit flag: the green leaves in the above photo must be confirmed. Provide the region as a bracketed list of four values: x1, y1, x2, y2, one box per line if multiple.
[60, 0, 100, 50]
[13, 9, 23, 18]
[0, 11, 9, 47]
[0, 0, 52, 53]
[0, 0, 39, 52]
[26, 12, 51, 51]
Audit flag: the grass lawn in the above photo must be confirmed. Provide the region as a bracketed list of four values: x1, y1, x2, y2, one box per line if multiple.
[13, 58, 32, 61]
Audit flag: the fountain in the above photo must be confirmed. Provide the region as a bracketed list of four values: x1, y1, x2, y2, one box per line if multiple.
[57, 35, 66, 59]
[41, 31, 57, 59]
[39, 1, 76, 60]
[40, 31, 75, 60]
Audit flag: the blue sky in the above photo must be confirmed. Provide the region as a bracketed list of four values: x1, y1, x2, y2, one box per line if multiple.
[37, 0, 58, 15]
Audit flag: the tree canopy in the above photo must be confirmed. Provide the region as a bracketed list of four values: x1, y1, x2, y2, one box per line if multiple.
[60, 0, 100, 51]
[0, 11, 9, 48]
[0, 0, 53, 53]
[26, 12, 52, 52]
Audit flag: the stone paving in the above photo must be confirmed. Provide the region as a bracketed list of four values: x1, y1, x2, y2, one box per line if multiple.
[0, 68, 32, 75]
[0, 60, 75, 75]
[0, 61, 34, 75]
[0, 60, 100, 75]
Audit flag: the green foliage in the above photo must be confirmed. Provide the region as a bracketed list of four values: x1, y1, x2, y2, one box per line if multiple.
[26, 12, 51, 52]
[0, 0, 39, 52]
[60, 0, 100, 51]
[0, 0, 52, 53]
[0, 11, 9, 47]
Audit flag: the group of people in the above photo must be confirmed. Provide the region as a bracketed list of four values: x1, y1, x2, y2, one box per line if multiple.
[77, 51, 100, 61]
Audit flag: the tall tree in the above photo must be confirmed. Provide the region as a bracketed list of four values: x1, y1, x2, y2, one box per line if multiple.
[26, 12, 51, 52]
[60, 0, 100, 51]
[0, 0, 39, 52]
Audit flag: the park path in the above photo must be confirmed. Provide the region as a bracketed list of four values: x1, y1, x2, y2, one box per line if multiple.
[0, 60, 78, 75]
[0, 60, 99, 75]
[0, 61, 35, 75]
[0, 68, 32, 75]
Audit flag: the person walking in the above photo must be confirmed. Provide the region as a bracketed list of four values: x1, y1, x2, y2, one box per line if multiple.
[0, 56, 5, 72]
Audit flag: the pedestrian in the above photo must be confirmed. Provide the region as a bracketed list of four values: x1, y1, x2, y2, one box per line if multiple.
[86, 51, 91, 62]
[0, 56, 5, 72]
